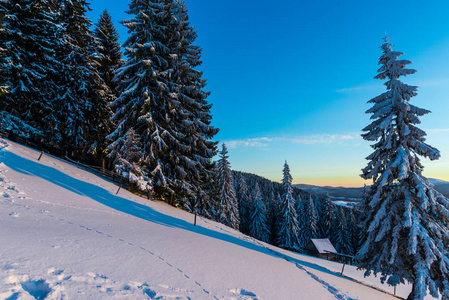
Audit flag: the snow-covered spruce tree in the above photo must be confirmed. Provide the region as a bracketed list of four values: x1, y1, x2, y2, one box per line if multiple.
[317, 194, 332, 238]
[162, 0, 219, 207]
[329, 205, 342, 252]
[267, 191, 280, 245]
[338, 206, 352, 255]
[55, 0, 112, 158]
[193, 181, 218, 219]
[357, 37, 449, 300]
[306, 195, 318, 239]
[236, 173, 250, 234]
[347, 208, 362, 256]
[109, 0, 218, 207]
[0, 0, 62, 141]
[107, 128, 149, 190]
[354, 185, 368, 253]
[296, 194, 308, 252]
[108, 0, 170, 200]
[216, 143, 239, 229]
[94, 10, 123, 98]
[276, 161, 300, 250]
[248, 182, 270, 243]
[330, 206, 352, 255]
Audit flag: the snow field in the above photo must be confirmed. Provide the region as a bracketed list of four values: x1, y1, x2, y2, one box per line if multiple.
[0, 138, 428, 299]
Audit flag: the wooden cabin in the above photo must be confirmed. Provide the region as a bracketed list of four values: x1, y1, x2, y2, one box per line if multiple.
[305, 238, 337, 260]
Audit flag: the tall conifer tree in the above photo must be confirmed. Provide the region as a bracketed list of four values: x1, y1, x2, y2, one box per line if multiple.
[296, 195, 308, 252]
[108, 0, 169, 197]
[338, 207, 352, 255]
[267, 192, 280, 245]
[347, 208, 361, 256]
[109, 0, 217, 207]
[276, 161, 300, 250]
[236, 174, 250, 234]
[162, 0, 219, 205]
[94, 10, 123, 98]
[248, 183, 270, 243]
[317, 194, 332, 239]
[306, 195, 318, 239]
[55, 0, 112, 157]
[216, 143, 239, 229]
[357, 37, 449, 300]
[329, 205, 342, 252]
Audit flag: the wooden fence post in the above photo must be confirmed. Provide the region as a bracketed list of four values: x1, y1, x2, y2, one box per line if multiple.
[116, 180, 122, 195]
[340, 263, 346, 276]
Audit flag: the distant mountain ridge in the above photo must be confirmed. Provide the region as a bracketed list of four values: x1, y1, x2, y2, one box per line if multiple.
[295, 178, 449, 203]
[429, 179, 449, 198]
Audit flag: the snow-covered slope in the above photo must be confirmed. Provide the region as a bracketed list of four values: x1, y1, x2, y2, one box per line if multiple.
[0, 138, 425, 299]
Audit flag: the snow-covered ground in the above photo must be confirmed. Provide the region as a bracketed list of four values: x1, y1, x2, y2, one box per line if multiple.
[0, 138, 432, 299]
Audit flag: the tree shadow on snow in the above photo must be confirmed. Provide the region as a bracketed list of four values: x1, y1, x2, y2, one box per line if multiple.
[1, 148, 345, 280]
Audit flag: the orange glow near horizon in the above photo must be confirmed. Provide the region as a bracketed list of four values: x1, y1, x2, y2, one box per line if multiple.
[265, 171, 449, 188]
[266, 174, 370, 188]
[287, 173, 449, 188]
[291, 177, 368, 188]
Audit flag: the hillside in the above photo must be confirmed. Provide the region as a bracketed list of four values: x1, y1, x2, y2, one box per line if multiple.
[0, 138, 430, 299]
[296, 179, 449, 205]
[295, 184, 364, 201]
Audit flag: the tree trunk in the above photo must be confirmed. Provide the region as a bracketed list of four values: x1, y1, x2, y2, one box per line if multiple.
[406, 284, 416, 300]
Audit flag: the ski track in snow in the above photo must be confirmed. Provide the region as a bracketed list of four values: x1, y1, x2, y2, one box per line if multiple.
[256, 242, 355, 300]
[292, 263, 357, 300]
[198, 217, 355, 300]
[0, 148, 221, 300]
[261, 242, 355, 300]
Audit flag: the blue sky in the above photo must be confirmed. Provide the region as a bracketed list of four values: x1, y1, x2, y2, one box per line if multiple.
[87, 0, 449, 187]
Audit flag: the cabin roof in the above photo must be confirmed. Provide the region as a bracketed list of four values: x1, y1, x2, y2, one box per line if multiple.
[309, 238, 336, 254]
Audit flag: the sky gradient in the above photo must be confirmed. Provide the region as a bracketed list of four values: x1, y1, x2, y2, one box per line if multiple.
[87, 0, 449, 187]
